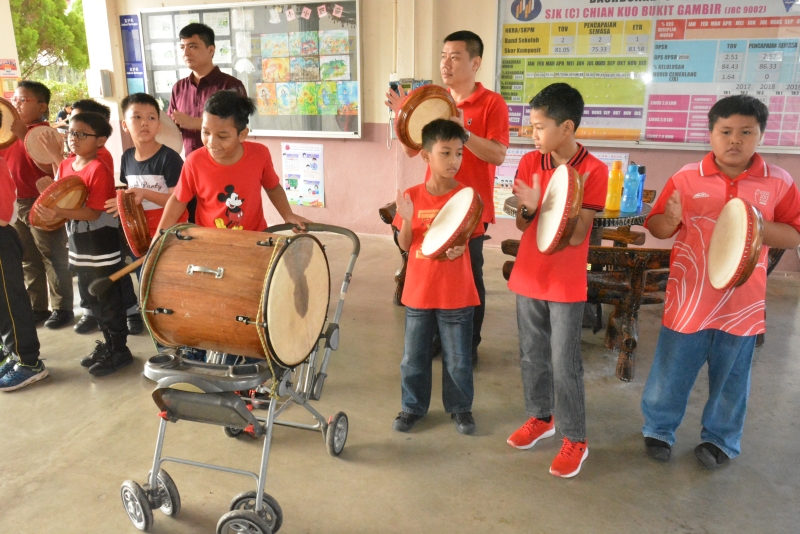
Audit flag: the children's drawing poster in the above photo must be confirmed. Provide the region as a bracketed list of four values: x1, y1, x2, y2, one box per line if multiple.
[281, 143, 325, 208]
[256, 83, 278, 115]
[497, 0, 800, 149]
[317, 82, 339, 114]
[277, 82, 297, 114]
[262, 34, 290, 58]
[148, 15, 173, 39]
[216, 40, 232, 64]
[290, 56, 320, 81]
[203, 11, 230, 36]
[320, 55, 350, 80]
[319, 30, 349, 54]
[290, 31, 319, 56]
[296, 83, 319, 114]
[173, 13, 199, 35]
[262, 58, 290, 82]
[337, 81, 358, 114]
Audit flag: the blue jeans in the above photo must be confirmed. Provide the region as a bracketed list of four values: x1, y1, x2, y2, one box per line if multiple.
[641, 326, 756, 459]
[400, 306, 474, 415]
[516, 296, 586, 442]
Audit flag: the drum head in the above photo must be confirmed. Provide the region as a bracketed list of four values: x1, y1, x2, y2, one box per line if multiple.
[421, 187, 479, 258]
[0, 97, 19, 149]
[708, 198, 761, 290]
[156, 113, 184, 156]
[29, 175, 88, 230]
[24, 125, 62, 165]
[117, 189, 151, 257]
[537, 165, 572, 254]
[265, 235, 330, 367]
[396, 85, 458, 151]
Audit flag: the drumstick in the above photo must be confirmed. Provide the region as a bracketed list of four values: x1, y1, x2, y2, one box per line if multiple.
[88, 256, 145, 296]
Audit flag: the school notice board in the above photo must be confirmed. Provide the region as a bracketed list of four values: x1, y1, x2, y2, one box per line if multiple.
[137, 1, 362, 139]
[496, 0, 800, 150]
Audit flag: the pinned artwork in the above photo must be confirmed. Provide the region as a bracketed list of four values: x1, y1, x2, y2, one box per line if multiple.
[320, 55, 350, 81]
[317, 5, 328, 18]
[337, 81, 358, 115]
[262, 58, 290, 82]
[256, 83, 278, 115]
[316, 82, 339, 115]
[277, 83, 297, 114]
[290, 57, 320, 82]
[319, 30, 349, 55]
[332, 4, 344, 18]
[296, 83, 318, 115]
[301, 7, 312, 19]
[289, 32, 319, 56]
[261, 33, 289, 58]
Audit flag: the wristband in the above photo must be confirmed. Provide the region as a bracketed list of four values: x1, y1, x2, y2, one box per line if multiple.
[521, 205, 535, 221]
[464, 130, 471, 143]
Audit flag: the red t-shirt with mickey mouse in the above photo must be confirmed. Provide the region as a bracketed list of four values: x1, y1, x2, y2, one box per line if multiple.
[174, 141, 280, 231]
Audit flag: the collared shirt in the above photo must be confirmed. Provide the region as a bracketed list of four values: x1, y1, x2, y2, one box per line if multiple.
[645, 152, 800, 336]
[422, 82, 510, 226]
[508, 145, 608, 303]
[168, 66, 247, 155]
[0, 121, 54, 199]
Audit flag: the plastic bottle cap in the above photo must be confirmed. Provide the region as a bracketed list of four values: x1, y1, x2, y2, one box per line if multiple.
[612, 161, 622, 170]
[638, 165, 646, 173]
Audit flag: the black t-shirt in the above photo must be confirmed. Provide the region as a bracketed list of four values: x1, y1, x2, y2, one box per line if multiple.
[119, 144, 183, 213]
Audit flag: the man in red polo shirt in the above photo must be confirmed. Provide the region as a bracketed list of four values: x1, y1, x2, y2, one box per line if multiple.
[169, 23, 246, 157]
[387, 30, 510, 365]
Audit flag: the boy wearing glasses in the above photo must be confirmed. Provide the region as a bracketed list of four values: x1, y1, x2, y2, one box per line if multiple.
[0, 81, 74, 330]
[34, 113, 133, 377]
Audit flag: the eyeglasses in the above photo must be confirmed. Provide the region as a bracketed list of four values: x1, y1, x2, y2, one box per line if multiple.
[67, 131, 99, 140]
[10, 97, 40, 105]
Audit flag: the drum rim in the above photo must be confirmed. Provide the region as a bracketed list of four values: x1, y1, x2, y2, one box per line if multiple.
[537, 165, 578, 254]
[709, 198, 763, 290]
[117, 189, 151, 258]
[24, 124, 62, 165]
[260, 233, 331, 368]
[395, 84, 458, 151]
[29, 175, 88, 231]
[420, 187, 483, 259]
[0, 97, 20, 149]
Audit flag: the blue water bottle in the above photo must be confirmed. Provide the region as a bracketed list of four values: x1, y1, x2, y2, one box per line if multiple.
[620, 163, 641, 213]
[637, 165, 646, 210]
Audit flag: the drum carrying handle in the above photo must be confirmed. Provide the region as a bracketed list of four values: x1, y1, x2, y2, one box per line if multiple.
[186, 264, 224, 279]
[264, 223, 361, 257]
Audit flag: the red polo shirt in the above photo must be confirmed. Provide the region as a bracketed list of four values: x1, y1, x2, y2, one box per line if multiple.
[0, 121, 54, 200]
[0, 157, 16, 223]
[645, 152, 800, 336]
[508, 145, 608, 303]
[420, 83, 510, 226]
[168, 66, 247, 155]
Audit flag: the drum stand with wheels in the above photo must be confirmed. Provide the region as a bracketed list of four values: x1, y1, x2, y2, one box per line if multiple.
[120, 224, 360, 533]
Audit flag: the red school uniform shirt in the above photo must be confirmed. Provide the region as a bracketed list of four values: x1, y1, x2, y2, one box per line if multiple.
[419, 83, 510, 228]
[397, 182, 480, 310]
[508, 145, 608, 303]
[645, 152, 800, 336]
[174, 141, 280, 231]
[0, 158, 17, 223]
[57, 156, 115, 210]
[0, 122, 54, 199]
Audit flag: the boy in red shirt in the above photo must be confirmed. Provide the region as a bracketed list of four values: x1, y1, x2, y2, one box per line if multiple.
[34, 113, 133, 377]
[506, 83, 608, 478]
[156, 90, 308, 233]
[392, 119, 478, 435]
[641, 95, 800, 468]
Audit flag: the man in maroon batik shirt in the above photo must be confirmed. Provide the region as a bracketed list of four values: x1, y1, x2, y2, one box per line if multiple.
[168, 23, 246, 156]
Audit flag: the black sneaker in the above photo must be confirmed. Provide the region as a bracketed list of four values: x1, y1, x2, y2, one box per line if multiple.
[44, 309, 74, 329]
[392, 411, 423, 432]
[74, 314, 98, 334]
[694, 442, 729, 469]
[33, 309, 51, 324]
[81, 341, 109, 368]
[644, 437, 672, 461]
[89, 347, 134, 377]
[127, 313, 144, 335]
[452, 411, 475, 435]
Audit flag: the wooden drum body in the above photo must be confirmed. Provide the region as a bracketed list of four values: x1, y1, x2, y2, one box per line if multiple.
[117, 189, 151, 257]
[420, 187, 483, 259]
[395, 85, 458, 151]
[0, 97, 20, 149]
[537, 164, 584, 254]
[29, 176, 88, 230]
[140, 226, 331, 368]
[708, 198, 763, 290]
[24, 125, 63, 165]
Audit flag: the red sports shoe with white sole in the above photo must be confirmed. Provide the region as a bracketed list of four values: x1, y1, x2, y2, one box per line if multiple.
[549, 437, 588, 478]
[507, 417, 555, 449]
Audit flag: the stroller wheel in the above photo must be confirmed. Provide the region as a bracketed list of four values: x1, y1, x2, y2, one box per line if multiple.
[229, 490, 283, 533]
[224, 426, 244, 438]
[120, 480, 153, 531]
[217, 510, 273, 534]
[325, 411, 348, 457]
[148, 469, 181, 517]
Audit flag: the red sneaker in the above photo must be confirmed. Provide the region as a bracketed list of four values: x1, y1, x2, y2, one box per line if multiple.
[549, 437, 588, 478]
[507, 417, 555, 449]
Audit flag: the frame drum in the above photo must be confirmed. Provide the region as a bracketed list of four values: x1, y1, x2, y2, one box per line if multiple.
[503, 195, 519, 217]
[708, 198, 763, 290]
[140, 225, 331, 368]
[420, 187, 483, 259]
[537, 165, 584, 254]
[117, 189, 151, 258]
[156, 113, 184, 155]
[29, 176, 88, 230]
[24, 125, 63, 165]
[395, 85, 458, 151]
[0, 97, 19, 149]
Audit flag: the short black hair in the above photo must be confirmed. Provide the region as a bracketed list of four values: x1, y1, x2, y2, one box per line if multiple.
[443, 31, 484, 59]
[121, 93, 160, 117]
[529, 83, 584, 130]
[179, 23, 215, 47]
[72, 99, 111, 121]
[18, 81, 51, 105]
[71, 112, 113, 138]
[204, 90, 255, 132]
[421, 119, 466, 151]
[708, 95, 768, 133]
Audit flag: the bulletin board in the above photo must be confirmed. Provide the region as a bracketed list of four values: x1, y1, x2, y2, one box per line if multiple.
[496, 0, 800, 152]
[138, 1, 362, 139]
